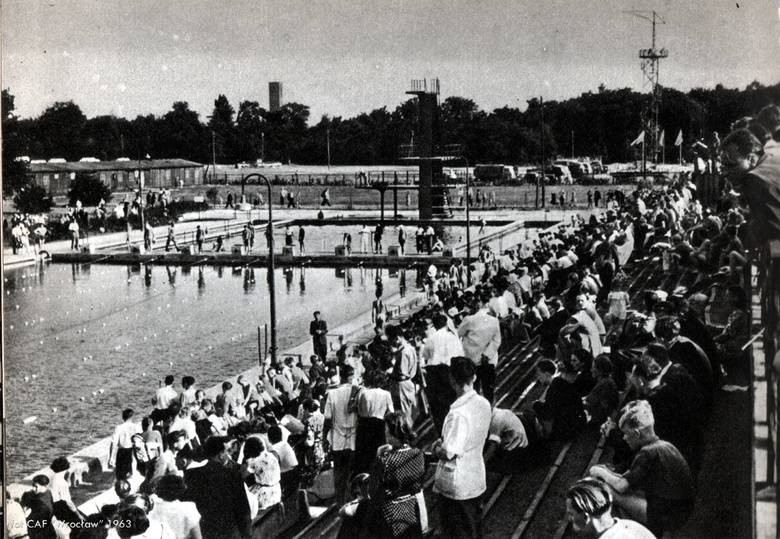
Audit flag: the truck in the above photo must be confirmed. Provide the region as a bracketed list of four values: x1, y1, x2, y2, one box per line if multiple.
[473, 164, 517, 182]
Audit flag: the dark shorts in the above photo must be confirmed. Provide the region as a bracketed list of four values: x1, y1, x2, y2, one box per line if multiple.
[647, 496, 694, 535]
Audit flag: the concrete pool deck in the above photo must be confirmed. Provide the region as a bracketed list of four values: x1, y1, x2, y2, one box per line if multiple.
[3, 207, 579, 270]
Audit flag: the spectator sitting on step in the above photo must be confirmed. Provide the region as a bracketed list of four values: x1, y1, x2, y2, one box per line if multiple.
[589, 400, 694, 537]
[533, 358, 586, 441]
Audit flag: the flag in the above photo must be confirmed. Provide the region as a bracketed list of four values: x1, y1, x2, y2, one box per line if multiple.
[658, 130, 665, 146]
[674, 129, 683, 147]
[630, 130, 645, 146]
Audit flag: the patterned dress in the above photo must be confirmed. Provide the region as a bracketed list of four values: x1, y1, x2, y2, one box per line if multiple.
[367, 446, 426, 538]
[300, 409, 325, 487]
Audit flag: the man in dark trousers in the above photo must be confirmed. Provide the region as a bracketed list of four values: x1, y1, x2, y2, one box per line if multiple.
[195, 225, 204, 253]
[310, 311, 328, 361]
[184, 436, 251, 539]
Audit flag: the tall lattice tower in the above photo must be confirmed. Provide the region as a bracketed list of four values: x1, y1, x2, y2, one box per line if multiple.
[627, 10, 668, 163]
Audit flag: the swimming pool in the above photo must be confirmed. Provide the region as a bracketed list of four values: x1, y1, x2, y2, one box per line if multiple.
[3, 261, 407, 480]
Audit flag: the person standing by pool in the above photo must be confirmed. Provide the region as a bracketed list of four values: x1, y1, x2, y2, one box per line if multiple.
[310, 311, 328, 361]
[68, 219, 80, 250]
[298, 225, 306, 253]
[321, 187, 332, 206]
[373, 223, 384, 254]
[343, 232, 353, 254]
[242, 224, 251, 252]
[359, 225, 371, 253]
[165, 222, 179, 252]
[109, 408, 142, 479]
[284, 226, 294, 248]
[424, 224, 435, 255]
[195, 225, 204, 253]
[144, 221, 155, 251]
[397, 224, 407, 255]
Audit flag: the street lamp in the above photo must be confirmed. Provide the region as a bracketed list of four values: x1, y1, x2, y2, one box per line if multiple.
[454, 156, 472, 285]
[243, 173, 277, 365]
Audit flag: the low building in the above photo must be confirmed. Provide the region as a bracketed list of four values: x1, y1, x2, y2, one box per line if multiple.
[28, 158, 205, 196]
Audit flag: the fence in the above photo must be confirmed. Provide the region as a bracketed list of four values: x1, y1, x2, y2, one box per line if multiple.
[205, 170, 421, 186]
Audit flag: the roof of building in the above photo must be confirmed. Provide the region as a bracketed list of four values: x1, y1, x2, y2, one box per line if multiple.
[28, 159, 203, 174]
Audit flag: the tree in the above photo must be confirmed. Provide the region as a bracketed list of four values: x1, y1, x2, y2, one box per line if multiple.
[2, 89, 31, 196]
[160, 102, 204, 161]
[235, 100, 266, 162]
[68, 172, 111, 206]
[263, 102, 310, 163]
[208, 94, 237, 163]
[13, 184, 53, 214]
[35, 101, 87, 160]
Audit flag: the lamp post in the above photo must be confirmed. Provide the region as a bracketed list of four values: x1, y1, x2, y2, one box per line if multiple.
[243, 173, 277, 365]
[455, 156, 472, 285]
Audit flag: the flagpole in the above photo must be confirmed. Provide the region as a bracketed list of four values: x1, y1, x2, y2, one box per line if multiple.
[642, 138, 646, 177]
[679, 144, 682, 166]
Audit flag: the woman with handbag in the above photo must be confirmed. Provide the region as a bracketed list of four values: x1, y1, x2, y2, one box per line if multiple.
[340, 411, 427, 539]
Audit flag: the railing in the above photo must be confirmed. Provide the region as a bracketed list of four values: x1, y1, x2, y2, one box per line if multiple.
[759, 240, 780, 533]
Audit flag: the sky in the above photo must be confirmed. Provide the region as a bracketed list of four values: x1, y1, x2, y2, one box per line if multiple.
[2, 0, 780, 122]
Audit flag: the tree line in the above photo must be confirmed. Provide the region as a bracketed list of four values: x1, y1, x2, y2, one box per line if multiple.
[3, 80, 779, 197]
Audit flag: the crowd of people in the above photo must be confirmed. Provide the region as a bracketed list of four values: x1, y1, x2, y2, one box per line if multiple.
[6, 213, 48, 255]
[6, 103, 780, 538]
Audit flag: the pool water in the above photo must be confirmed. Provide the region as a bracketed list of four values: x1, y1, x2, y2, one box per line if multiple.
[3, 261, 407, 480]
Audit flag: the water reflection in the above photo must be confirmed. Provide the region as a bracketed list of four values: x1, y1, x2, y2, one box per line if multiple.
[284, 267, 294, 293]
[144, 265, 153, 288]
[166, 266, 177, 287]
[243, 268, 256, 293]
[197, 266, 205, 295]
[299, 267, 306, 295]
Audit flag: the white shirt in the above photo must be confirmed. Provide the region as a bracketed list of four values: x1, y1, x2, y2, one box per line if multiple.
[324, 384, 357, 451]
[458, 308, 502, 366]
[501, 290, 518, 312]
[272, 441, 299, 473]
[111, 420, 142, 450]
[357, 387, 394, 419]
[422, 327, 465, 367]
[150, 498, 201, 539]
[434, 389, 491, 500]
[488, 408, 528, 451]
[600, 518, 656, 539]
[155, 385, 178, 410]
[488, 296, 509, 319]
[169, 415, 198, 442]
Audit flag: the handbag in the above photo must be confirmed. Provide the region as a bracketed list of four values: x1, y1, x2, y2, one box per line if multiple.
[307, 467, 336, 502]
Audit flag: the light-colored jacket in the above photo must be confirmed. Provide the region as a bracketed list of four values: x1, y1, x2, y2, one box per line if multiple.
[434, 389, 491, 500]
[457, 308, 501, 366]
